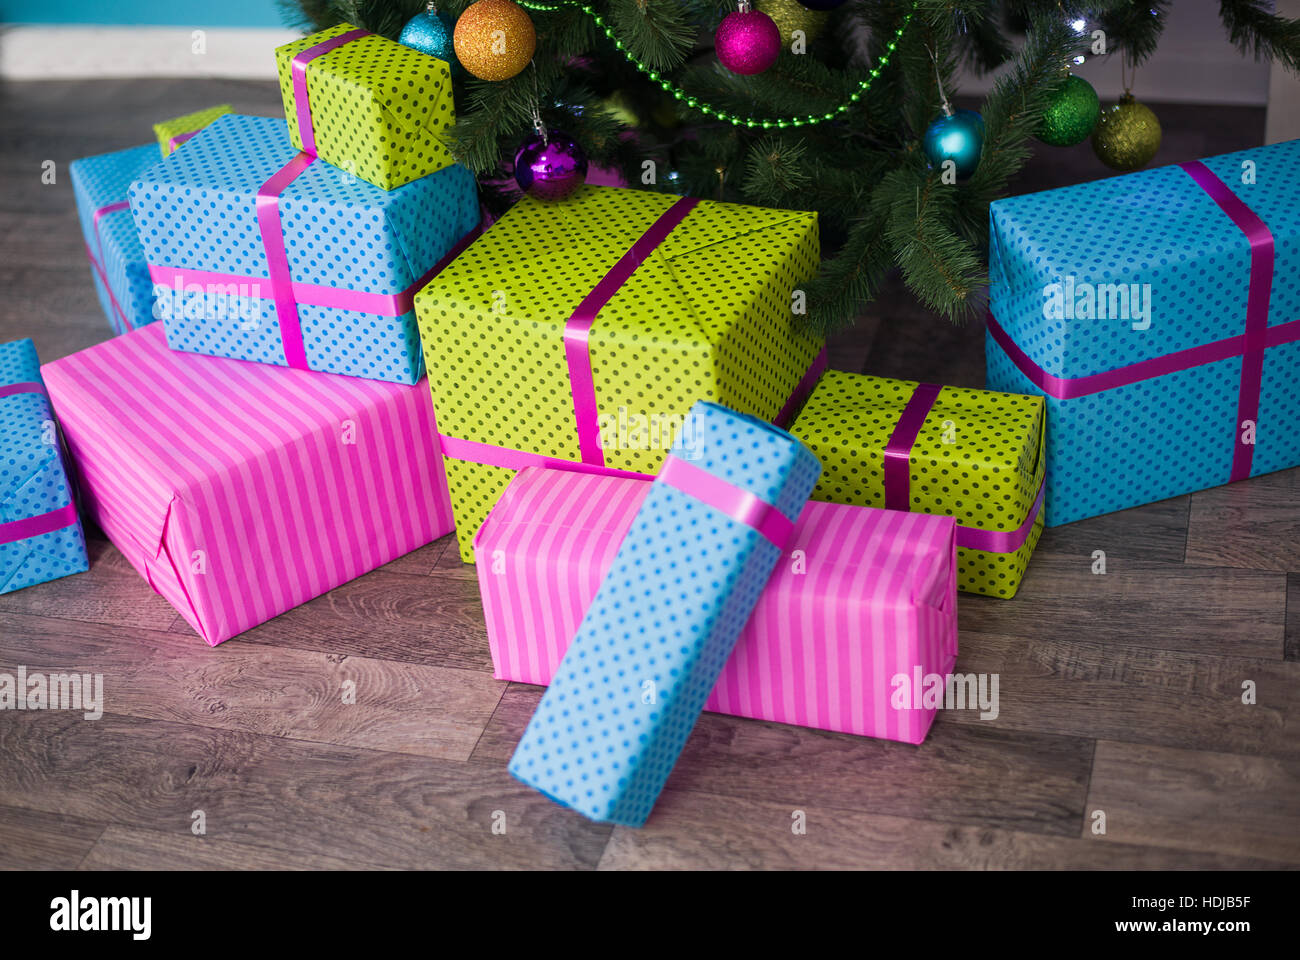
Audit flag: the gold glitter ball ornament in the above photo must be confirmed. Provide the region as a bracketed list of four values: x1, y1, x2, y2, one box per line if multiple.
[756, 0, 828, 47]
[1091, 93, 1162, 171]
[453, 0, 536, 82]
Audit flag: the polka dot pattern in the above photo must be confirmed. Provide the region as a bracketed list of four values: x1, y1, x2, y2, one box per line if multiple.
[987, 139, 1300, 526]
[0, 339, 88, 595]
[415, 184, 824, 561]
[153, 104, 232, 158]
[275, 24, 456, 191]
[130, 114, 480, 383]
[790, 370, 1045, 598]
[508, 402, 821, 826]
[69, 143, 161, 335]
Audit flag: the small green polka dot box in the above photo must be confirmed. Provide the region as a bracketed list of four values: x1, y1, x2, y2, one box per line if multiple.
[153, 104, 231, 157]
[0, 339, 88, 595]
[508, 402, 822, 826]
[987, 141, 1300, 527]
[415, 184, 826, 563]
[128, 114, 480, 384]
[275, 23, 456, 191]
[789, 371, 1045, 599]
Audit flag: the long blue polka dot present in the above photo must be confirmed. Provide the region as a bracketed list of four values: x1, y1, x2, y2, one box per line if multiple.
[70, 143, 160, 336]
[508, 401, 821, 827]
[988, 139, 1300, 526]
[0, 339, 88, 595]
[128, 114, 480, 384]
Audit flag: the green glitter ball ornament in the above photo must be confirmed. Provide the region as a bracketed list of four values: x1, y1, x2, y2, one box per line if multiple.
[1037, 74, 1100, 147]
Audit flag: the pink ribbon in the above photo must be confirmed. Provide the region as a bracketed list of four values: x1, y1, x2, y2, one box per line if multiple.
[988, 161, 1281, 486]
[955, 478, 1043, 554]
[438, 434, 654, 481]
[0, 503, 80, 547]
[883, 382, 941, 511]
[773, 347, 828, 427]
[291, 27, 370, 155]
[564, 196, 700, 466]
[255, 151, 317, 370]
[658, 455, 795, 548]
[167, 131, 198, 152]
[0, 381, 47, 400]
[89, 200, 133, 332]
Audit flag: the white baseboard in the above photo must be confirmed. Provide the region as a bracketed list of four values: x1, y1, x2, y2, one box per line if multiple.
[0, 26, 299, 79]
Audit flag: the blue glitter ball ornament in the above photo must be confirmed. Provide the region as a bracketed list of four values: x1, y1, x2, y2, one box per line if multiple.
[922, 107, 984, 179]
[399, 5, 458, 73]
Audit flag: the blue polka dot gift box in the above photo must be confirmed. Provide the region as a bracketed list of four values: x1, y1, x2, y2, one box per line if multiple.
[69, 143, 160, 335]
[128, 114, 480, 384]
[0, 339, 88, 595]
[508, 401, 822, 827]
[987, 139, 1300, 527]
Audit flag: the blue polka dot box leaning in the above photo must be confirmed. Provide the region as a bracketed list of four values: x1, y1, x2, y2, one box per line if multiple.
[987, 139, 1300, 527]
[508, 401, 822, 827]
[69, 143, 160, 336]
[127, 114, 481, 384]
[0, 339, 88, 595]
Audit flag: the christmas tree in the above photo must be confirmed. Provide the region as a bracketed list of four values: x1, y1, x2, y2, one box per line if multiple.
[283, 0, 1300, 334]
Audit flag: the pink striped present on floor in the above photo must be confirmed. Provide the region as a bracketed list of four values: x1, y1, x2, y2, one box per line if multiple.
[41, 323, 454, 645]
[475, 467, 959, 744]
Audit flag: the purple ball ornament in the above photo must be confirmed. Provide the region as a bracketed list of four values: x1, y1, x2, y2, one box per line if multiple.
[514, 126, 588, 201]
[716, 1, 781, 76]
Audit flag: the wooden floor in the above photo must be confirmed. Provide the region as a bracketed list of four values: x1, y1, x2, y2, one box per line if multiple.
[1, 78, 1297, 870]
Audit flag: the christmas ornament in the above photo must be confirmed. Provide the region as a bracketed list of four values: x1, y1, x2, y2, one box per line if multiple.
[921, 46, 982, 179]
[1092, 93, 1161, 171]
[715, 1, 781, 76]
[454, 0, 535, 82]
[400, 3, 458, 72]
[757, 0, 827, 47]
[924, 107, 984, 179]
[797, 0, 847, 9]
[1037, 73, 1099, 147]
[515, 125, 588, 201]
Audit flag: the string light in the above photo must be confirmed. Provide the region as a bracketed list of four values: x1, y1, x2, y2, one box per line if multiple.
[515, 0, 915, 128]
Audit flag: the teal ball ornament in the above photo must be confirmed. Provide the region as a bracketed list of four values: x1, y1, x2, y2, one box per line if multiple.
[923, 107, 984, 179]
[399, 6, 459, 73]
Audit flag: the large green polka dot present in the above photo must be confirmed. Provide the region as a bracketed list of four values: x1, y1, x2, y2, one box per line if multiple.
[414, 184, 826, 563]
[275, 23, 455, 191]
[789, 371, 1046, 599]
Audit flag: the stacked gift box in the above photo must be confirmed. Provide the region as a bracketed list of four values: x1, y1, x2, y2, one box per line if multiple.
[20, 20, 1299, 827]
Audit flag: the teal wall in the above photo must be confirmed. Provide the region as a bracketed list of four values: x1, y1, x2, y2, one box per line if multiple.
[1, 1, 284, 27]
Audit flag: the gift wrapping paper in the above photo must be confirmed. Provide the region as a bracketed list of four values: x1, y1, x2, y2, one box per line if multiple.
[129, 114, 480, 384]
[41, 324, 455, 645]
[987, 139, 1300, 526]
[789, 370, 1044, 598]
[275, 24, 455, 191]
[478, 467, 957, 745]
[414, 183, 827, 563]
[508, 402, 822, 826]
[69, 143, 160, 335]
[153, 104, 232, 157]
[0, 340, 88, 594]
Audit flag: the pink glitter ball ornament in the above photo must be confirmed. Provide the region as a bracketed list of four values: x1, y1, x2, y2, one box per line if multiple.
[715, 2, 781, 76]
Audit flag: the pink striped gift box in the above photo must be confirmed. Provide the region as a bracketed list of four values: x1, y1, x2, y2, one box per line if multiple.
[42, 324, 454, 646]
[476, 467, 959, 744]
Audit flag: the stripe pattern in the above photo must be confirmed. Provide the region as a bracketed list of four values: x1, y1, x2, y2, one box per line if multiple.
[477, 467, 959, 745]
[41, 324, 454, 646]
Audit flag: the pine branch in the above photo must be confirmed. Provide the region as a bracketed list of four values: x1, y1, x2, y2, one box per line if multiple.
[1219, 0, 1300, 73]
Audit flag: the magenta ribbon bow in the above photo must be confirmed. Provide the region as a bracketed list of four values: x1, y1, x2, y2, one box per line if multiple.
[987, 159, 1287, 486]
[0, 380, 80, 546]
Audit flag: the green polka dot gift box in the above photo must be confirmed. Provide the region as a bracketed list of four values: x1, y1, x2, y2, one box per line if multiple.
[789, 371, 1045, 599]
[153, 104, 231, 157]
[275, 23, 456, 191]
[414, 184, 827, 563]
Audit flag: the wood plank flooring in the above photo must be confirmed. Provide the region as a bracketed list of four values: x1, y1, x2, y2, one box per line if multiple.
[0, 78, 1296, 869]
